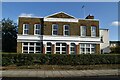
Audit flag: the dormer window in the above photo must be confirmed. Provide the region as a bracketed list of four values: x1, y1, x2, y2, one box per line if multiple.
[34, 24, 41, 35]
[52, 24, 58, 35]
[63, 25, 69, 36]
[23, 24, 29, 35]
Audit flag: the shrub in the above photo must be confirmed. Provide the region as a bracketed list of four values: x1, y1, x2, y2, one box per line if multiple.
[2, 54, 120, 66]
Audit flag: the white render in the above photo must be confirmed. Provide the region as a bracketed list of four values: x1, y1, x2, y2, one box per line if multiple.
[44, 18, 78, 22]
[17, 35, 101, 44]
[100, 29, 110, 53]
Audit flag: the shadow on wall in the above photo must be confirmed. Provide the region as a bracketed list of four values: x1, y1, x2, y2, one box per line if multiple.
[101, 46, 110, 54]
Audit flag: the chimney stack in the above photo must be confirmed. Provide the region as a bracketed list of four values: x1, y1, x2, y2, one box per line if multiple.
[85, 14, 94, 19]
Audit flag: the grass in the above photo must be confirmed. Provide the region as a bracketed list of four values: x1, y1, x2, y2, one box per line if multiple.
[2, 64, 120, 70]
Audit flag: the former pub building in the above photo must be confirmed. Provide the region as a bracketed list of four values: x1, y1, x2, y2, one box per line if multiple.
[17, 12, 109, 54]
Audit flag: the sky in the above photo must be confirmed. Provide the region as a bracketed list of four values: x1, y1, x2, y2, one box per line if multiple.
[2, 2, 119, 41]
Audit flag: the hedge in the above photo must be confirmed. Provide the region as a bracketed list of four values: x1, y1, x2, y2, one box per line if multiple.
[2, 54, 120, 66]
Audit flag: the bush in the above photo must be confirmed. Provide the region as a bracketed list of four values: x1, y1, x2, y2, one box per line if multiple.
[2, 54, 120, 66]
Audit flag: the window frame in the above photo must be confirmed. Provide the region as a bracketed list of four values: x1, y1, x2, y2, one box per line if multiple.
[52, 24, 58, 36]
[70, 43, 76, 54]
[55, 43, 67, 54]
[91, 26, 96, 37]
[23, 24, 29, 35]
[80, 26, 86, 37]
[80, 44, 96, 54]
[22, 42, 41, 53]
[46, 42, 52, 54]
[63, 25, 70, 36]
[34, 24, 41, 35]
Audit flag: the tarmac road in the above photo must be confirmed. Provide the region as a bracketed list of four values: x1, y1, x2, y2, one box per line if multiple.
[1, 76, 120, 80]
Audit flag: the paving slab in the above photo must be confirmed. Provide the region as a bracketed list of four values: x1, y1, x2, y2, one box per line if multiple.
[37, 71, 45, 77]
[1, 69, 119, 77]
[53, 71, 62, 77]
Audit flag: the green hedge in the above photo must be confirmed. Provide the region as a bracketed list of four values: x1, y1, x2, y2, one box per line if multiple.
[2, 54, 120, 66]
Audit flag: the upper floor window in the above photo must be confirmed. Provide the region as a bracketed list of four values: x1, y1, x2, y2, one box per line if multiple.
[52, 24, 58, 35]
[23, 24, 29, 35]
[81, 26, 86, 37]
[34, 24, 41, 35]
[91, 26, 96, 37]
[63, 25, 69, 36]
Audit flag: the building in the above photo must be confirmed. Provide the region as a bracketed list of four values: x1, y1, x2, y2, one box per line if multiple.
[100, 29, 110, 53]
[110, 41, 120, 47]
[17, 12, 109, 54]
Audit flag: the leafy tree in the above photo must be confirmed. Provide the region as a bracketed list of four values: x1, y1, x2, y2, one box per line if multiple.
[2, 18, 17, 52]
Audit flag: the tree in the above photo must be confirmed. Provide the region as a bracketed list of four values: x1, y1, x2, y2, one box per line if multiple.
[110, 46, 120, 54]
[2, 18, 17, 52]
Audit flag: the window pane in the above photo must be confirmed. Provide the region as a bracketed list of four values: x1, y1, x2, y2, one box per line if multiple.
[25, 24, 29, 29]
[62, 47, 66, 51]
[56, 52, 60, 54]
[36, 24, 41, 29]
[47, 47, 51, 51]
[62, 43, 66, 46]
[35, 30, 40, 34]
[71, 47, 75, 51]
[30, 47, 34, 51]
[81, 26, 86, 36]
[23, 42, 28, 46]
[91, 26, 96, 37]
[56, 47, 60, 51]
[86, 44, 90, 48]
[24, 30, 28, 34]
[71, 43, 75, 46]
[80, 44, 85, 48]
[36, 43, 41, 46]
[65, 31, 69, 35]
[36, 47, 40, 51]
[23, 47, 28, 50]
[53, 31, 57, 35]
[56, 43, 60, 46]
[30, 43, 34, 46]
[64, 25, 69, 30]
[47, 43, 52, 46]
[53, 24, 58, 30]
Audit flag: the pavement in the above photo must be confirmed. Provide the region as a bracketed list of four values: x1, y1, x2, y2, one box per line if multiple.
[0, 69, 119, 78]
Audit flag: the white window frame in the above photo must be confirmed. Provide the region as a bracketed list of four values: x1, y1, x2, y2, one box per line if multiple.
[23, 24, 29, 35]
[34, 24, 41, 35]
[80, 26, 86, 37]
[80, 44, 96, 54]
[22, 42, 41, 54]
[70, 43, 76, 54]
[52, 24, 58, 36]
[91, 26, 96, 37]
[55, 43, 67, 54]
[46, 42, 52, 54]
[63, 25, 69, 36]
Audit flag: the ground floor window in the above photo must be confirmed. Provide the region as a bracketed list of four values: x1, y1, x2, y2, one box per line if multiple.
[22, 42, 41, 53]
[55, 43, 67, 54]
[80, 44, 96, 54]
[46, 42, 52, 54]
[70, 43, 76, 54]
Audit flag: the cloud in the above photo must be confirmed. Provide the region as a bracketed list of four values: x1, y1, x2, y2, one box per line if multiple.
[111, 21, 120, 27]
[19, 13, 40, 18]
